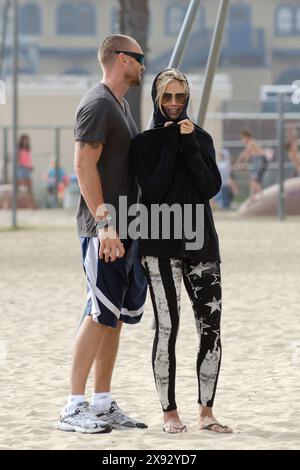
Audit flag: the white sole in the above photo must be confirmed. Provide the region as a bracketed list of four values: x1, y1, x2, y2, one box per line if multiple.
[110, 423, 147, 430]
[57, 422, 111, 434]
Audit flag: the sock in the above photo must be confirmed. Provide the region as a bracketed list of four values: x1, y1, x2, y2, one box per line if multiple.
[66, 394, 86, 412]
[92, 392, 112, 412]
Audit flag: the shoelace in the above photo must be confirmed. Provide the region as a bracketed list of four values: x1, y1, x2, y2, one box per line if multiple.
[74, 402, 89, 415]
[108, 402, 128, 422]
[72, 402, 100, 425]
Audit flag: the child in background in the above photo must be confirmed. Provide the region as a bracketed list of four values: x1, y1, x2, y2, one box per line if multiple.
[215, 148, 232, 209]
[17, 134, 36, 208]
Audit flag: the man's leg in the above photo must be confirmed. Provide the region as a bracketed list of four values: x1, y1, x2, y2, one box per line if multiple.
[94, 319, 123, 392]
[91, 316, 147, 429]
[57, 315, 113, 434]
[70, 315, 105, 395]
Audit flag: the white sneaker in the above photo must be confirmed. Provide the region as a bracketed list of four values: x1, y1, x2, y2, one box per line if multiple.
[57, 401, 112, 434]
[92, 400, 148, 430]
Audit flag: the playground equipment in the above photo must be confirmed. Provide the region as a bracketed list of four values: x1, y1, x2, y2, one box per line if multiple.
[238, 177, 300, 217]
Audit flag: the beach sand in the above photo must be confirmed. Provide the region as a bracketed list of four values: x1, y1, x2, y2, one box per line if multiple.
[0, 209, 299, 450]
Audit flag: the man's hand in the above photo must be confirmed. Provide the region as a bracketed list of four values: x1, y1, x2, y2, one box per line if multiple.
[98, 226, 125, 263]
[178, 119, 195, 134]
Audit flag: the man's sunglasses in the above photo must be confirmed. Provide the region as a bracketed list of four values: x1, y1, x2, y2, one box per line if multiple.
[161, 92, 187, 105]
[114, 50, 145, 66]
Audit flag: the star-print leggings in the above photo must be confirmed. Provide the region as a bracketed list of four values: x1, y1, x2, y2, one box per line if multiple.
[142, 256, 222, 412]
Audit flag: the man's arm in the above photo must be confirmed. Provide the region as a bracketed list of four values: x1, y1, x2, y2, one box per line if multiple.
[74, 141, 125, 262]
[234, 144, 252, 168]
[74, 141, 105, 218]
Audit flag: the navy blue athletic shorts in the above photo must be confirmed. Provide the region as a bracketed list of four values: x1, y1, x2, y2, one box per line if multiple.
[80, 236, 147, 328]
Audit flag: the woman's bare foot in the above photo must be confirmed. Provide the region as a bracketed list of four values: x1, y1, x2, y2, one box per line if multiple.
[163, 410, 187, 434]
[199, 406, 233, 434]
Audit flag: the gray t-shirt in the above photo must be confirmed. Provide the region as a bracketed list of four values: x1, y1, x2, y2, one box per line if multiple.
[74, 82, 138, 237]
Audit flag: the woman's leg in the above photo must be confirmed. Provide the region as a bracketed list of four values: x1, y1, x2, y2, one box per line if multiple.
[142, 257, 186, 432]
[183, 260, 232, 433]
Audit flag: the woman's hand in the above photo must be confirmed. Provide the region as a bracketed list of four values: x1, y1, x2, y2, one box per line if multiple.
[164, 121, 174, 127]
[178, 119, 195, 134]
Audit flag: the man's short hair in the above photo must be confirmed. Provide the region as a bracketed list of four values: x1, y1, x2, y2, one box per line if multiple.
[98, 34, 137, 67]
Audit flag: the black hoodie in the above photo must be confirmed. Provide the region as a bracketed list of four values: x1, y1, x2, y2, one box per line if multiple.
[130, 70, 222, 263]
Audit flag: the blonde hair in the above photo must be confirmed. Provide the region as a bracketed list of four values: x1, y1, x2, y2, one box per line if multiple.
[155, 69, 190, 116]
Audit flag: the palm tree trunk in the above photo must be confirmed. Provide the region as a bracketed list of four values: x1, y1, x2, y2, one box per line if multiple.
[117, 0, 149, 130]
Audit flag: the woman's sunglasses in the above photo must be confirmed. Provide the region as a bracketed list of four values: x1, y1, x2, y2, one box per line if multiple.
[114, 50, 145, 66]
[161, 93, 187, 105]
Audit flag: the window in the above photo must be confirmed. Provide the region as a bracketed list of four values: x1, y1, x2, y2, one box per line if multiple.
[229, 4, 251, 27]
[19, 2, 41, 35]
[165, 4, 185, 36]
[56, 2, 96, 35]
[56, 2, 77, 34]
[275, 5, 294, 35]
[78, 3, 96, 35]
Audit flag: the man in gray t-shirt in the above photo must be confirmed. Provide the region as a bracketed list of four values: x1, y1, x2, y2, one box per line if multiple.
[74, 82, 139, 236]
[57, 34, 147, 434]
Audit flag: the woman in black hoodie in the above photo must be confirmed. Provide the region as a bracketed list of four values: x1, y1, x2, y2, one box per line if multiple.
[131, 69, 232, 434]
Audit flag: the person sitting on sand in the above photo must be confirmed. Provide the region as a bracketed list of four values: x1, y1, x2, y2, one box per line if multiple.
[234, 129, 269, 201]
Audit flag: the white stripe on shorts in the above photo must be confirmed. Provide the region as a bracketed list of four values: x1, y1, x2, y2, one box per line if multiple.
[84, 237, 121, 321]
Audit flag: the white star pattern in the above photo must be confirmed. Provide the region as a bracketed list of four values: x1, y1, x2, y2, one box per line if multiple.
[193, 286, 203, 297]
[210, 273, 221, 287]
[198, 318, 211, 334]
[189, 262, 213, 278]
[205, 297, 221, 314]
[212, 330, 221, 351]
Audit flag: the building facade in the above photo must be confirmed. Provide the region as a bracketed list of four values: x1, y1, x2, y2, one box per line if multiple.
[1, 0, 300, 107]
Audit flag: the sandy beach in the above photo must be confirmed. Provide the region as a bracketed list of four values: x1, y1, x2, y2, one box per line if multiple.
[0, 209, 299, 450]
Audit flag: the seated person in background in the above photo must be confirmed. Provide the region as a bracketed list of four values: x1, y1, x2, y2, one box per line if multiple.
[46, 158, 69, 207]
[234, 129, 268, 201]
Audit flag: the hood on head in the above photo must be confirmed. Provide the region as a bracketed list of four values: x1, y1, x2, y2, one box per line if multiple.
[151, 69, 190, 127]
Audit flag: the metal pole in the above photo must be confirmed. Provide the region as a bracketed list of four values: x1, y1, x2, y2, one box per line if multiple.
[277, 93, 285, 221]
[196, 0, 230, 127]
[168, 0, 202, 68]
[55, 127, 60, 208]
[12, 0, 18, 229]
[2, 127, 9, 183]
[0, 0, 10, 79]
[147, 0, 202, 129]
